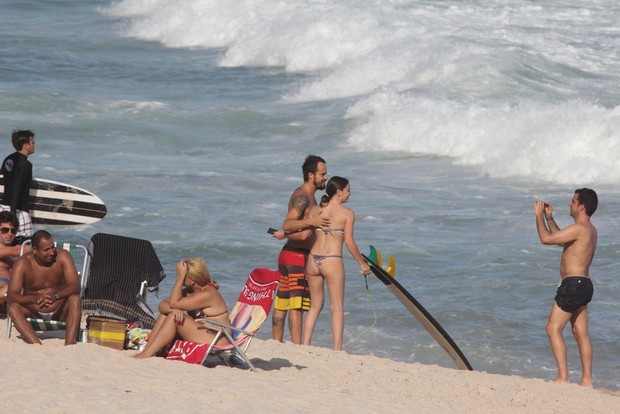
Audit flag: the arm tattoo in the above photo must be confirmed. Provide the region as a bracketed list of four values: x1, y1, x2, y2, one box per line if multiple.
[291, 195, 310, 217]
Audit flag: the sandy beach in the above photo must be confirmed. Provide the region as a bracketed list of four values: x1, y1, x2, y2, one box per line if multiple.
[2, 321, 617, 414]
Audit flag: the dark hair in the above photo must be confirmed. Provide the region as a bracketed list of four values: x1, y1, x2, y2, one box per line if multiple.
[0, 211, 16, 227]
[320, 176, 349, 206]
[11, 130, 35, 151]
[31, 229, 53, 248]
[302, 154, 326, 182]
[575, 188, 598, 216]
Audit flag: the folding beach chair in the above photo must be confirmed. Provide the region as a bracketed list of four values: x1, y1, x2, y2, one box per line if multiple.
[164, 268, 280, 372]
[80, 233, 167, 329]
[6, 240, 91, 339]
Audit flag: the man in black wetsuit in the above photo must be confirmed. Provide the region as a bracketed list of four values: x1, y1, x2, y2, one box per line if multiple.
[1, 130, 36, 241]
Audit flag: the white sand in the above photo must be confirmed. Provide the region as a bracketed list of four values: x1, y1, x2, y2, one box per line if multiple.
[1, 321, 617, 414]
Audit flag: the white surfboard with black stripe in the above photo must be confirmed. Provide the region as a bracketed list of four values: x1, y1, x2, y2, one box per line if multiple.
[0, 175, 107, 225]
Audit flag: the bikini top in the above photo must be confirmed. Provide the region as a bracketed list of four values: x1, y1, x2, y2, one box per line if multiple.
[316, 227, 345, 234]
[194, 308, 229, 319]
[192, 282, 228, 319]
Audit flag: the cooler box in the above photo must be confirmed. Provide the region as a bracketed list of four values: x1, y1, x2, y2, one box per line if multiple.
[87, 316, 127, 350]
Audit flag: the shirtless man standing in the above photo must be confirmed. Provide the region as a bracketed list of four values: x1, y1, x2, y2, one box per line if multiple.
[271, 155, 329, 344]
[7, 230, 81, 345]
[534, 188, 598, 387]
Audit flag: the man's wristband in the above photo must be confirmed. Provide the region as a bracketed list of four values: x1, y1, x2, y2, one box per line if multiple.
[546, 216, 554, 221]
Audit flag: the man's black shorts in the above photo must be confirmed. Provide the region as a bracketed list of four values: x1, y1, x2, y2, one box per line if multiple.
[554, 277, 594, 313]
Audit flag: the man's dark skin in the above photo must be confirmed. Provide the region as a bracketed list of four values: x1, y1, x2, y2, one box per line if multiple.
[7, 231, 81, 345]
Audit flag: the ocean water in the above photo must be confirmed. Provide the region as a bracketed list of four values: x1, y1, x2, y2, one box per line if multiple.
[1, 0, 619, 390]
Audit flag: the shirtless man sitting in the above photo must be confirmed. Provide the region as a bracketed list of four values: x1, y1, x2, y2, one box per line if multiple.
[7, 229, 81, 345]
[0, 211, 29, 313]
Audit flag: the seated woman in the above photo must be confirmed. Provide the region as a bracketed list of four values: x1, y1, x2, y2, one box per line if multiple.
[134, 257, 230, 358]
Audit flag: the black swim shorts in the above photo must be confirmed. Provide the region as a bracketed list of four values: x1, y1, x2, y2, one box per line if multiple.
[554, 277, 594, 313]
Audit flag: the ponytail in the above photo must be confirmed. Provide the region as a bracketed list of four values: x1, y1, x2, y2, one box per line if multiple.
[320, 194, 331, 206]
[320, 176, 349, 206]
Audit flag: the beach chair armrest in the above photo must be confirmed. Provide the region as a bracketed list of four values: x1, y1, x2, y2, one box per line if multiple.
[195, 317, 256, 337]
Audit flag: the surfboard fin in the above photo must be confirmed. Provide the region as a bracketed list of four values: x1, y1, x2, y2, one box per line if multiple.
[368, 246, 395, 277]
[385, 255, 396, 277]
[368, 245, 381, 266]
[375, 249, 383, 269]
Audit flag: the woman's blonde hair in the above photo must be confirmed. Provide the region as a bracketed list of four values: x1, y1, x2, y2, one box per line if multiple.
[185, 257, 219, 289]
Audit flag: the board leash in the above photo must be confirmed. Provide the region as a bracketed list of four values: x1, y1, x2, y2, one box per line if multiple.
[344, 276, 378, 349]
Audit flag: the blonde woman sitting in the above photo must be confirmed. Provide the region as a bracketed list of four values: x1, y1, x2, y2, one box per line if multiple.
[134, 258, 230, 358]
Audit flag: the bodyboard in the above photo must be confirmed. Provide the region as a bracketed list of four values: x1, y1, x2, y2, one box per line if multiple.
[0, 175, 107, 225]
[363, 253, 473, 371]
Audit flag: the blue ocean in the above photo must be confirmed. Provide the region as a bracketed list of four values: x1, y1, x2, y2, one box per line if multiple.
[1, 0, 619, 390]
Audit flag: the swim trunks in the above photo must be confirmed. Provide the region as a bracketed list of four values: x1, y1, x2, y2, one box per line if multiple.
[38, 312, 54, 321]
[554, 276, 594, 313]
[274, 245, 310, 312]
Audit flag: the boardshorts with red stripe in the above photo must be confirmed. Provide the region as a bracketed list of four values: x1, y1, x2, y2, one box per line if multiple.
[274, 245, 310, 311]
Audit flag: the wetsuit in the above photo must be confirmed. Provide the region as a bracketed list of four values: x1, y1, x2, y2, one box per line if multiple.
[1, 152, 33, 238]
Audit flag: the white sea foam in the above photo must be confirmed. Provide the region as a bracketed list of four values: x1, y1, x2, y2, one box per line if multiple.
[105, 0, 620, 184]
[344, 89, 620, 185]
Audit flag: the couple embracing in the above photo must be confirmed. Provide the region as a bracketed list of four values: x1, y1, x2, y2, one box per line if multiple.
[271, 155, 370, 351]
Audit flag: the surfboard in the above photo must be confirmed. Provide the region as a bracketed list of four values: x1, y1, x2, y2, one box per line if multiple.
[0, 175, 107, 225]
[363, 253, 473, 371]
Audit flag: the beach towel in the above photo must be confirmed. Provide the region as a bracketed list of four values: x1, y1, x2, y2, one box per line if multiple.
[81, 233, 167, 329]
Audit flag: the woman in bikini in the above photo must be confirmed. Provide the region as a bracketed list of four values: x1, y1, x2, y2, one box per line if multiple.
[303, 176, 371, 351]
[134, 257, 230, 358]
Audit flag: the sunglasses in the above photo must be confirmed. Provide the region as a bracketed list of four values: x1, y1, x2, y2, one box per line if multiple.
[0, 227, 16, 235]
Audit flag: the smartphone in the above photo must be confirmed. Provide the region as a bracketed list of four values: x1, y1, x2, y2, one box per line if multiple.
[267, 228, 277, 235]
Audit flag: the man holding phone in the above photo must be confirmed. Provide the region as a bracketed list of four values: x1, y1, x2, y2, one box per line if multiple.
[534, 188, 598, 387]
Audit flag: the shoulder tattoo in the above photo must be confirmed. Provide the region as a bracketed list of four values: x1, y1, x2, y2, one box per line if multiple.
[292, 195, 310, 216]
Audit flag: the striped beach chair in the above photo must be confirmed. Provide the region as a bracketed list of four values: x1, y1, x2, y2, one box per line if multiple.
[5, 240, 90, 339]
